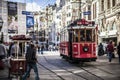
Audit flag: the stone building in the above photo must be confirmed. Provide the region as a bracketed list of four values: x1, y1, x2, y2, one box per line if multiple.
[0, 0, 26, 42]
[99, 0, 120, 46]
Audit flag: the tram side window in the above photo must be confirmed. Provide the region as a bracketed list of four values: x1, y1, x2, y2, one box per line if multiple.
[92, 29, 95, 42]
[86, 30, 92, 41]
[80, 30, 85, 41]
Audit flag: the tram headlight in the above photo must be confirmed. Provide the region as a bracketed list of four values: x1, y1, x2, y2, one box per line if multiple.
[83, 46, 89, 52]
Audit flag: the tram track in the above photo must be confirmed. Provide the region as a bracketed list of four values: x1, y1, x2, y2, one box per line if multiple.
[37, 61, 65, 80]
[76, 62, 120, 79]
[40, 55, 105, 80]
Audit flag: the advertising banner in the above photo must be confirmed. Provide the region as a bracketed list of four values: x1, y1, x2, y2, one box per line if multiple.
[26, 16, 34, 33]
[7, 2, 18, 34]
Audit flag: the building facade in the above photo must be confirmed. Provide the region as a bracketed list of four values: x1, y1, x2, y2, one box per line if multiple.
[99, 0, 120, 46]
[0, 0, 26, 42]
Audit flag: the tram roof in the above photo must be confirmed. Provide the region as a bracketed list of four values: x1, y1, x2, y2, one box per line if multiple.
[67, 26, 95, 29]
[67, 19, 95, 28]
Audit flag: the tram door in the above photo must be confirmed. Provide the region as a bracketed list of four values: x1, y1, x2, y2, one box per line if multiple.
[68, 30, 73, 59]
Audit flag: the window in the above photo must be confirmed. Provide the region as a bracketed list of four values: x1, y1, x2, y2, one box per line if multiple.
[101, 0, 104, 11]
[80, 30, 85, 41]
[80, 29, 93, 42]
[112, 22, 117, 30]
[86, 30, 92, 41]
[73, 29, 79, 42]
[107, 0, 110, 9]
[88, 5, 91, 20]
[112, 0, 116, 7]
[107, 23, 110, 31]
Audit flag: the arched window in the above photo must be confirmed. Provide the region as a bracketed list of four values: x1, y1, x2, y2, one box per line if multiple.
[107, 0, 111, 9]
[112, 0, 116, 7]
[101, 0, 104, 11]
[112, 22, 117, 30]
[107, 23, 110, 31]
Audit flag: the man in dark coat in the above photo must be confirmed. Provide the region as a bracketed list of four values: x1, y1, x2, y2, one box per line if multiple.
[22, 43, 39, 80]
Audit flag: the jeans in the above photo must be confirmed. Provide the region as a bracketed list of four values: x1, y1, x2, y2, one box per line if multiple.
[108, 51, 113, 62]
[41, 50, 43, 54]
[22, 62, 39, 80]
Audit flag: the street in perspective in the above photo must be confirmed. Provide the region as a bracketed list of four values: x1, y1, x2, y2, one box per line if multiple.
[0, 0, 120, 80]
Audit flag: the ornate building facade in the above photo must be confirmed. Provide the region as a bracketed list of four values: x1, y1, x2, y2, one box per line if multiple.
[99, 0, 120, 46]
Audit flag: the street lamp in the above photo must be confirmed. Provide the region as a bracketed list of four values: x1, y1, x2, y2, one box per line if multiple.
[0, 17, 3, 42]
[0, 17, 3, 31]
[116, 12, 120, 41]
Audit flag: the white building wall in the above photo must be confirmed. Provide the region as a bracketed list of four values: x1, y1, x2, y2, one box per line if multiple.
[0, 0, 26, 42]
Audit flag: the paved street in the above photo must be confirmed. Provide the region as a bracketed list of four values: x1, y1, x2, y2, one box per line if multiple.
[0, 51, 120, 80]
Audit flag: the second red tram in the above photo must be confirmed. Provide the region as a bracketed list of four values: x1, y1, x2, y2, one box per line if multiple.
[59, 19, 98, 62]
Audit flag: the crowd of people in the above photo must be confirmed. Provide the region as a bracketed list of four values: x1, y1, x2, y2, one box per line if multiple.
[98, 40, 120, 63]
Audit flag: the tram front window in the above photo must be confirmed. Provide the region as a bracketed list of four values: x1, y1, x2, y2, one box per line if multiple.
[80, 29, 92, 42]
[86, 30, 92, 41]
[80, 30, 85, 41]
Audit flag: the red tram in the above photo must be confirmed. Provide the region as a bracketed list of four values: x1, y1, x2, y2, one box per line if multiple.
[59, 19, 98, 62]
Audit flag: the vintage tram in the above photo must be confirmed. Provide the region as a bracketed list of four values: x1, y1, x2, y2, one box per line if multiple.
[59, 19, 98, 62]
[8, 35, 31, 79]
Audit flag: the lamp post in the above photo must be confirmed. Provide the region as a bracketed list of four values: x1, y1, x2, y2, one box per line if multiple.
[116, 12, 120, 42]
[0, 17, 3, 42]
[0, 17, 3, 32]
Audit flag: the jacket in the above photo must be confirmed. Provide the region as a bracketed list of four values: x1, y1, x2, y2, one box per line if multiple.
[26, 46, 37, 63]
[0, 44, 7, 56]
[107, 44, 114, 52]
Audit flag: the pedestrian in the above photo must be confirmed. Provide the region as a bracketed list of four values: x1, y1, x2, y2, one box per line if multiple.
[8, 42, 14, 57]
[22, 43, 40, 80]
[0, 41, 7, 60]
[10, 42, 21, 57]
[0, 41, 7, 69]
[117, 42, 120, 64]
[106, 40, 114, 62]
[41, 44, 44, 54]
[98, 43, 104, 56]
